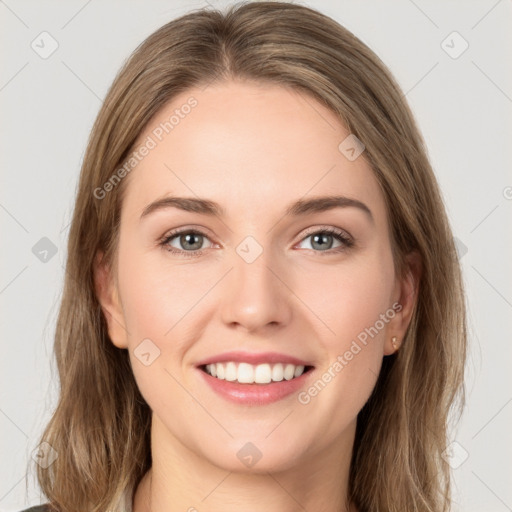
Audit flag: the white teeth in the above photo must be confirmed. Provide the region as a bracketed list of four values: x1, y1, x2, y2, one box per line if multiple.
[238, 362, 255, 383]
[254, 363, 272, 384]
[271, 363, 284, 382]
[225, 362, 237, 381]
[204, 362, 307, 384]
[283, 364, 295, 380]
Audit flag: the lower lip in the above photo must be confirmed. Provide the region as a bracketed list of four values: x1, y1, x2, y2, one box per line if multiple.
[197, 366, 314, 405]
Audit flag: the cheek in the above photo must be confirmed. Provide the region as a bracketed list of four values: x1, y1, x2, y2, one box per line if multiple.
[298, 254, 395, 347]
[296, 250, 394, 400]
[117, 238, 204, 338]
[116, 246, 201, 414]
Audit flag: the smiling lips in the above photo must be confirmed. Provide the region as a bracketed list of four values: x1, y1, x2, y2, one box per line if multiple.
[196, 350, 315, 405]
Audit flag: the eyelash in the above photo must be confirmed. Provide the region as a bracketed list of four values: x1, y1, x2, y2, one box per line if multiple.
[159, 226, 354, 258]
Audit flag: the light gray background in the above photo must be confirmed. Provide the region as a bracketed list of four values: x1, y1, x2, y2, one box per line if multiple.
[1, 1, 511, 511]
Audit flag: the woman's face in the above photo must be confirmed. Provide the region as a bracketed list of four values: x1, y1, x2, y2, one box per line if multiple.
[96, 80, 416, 473]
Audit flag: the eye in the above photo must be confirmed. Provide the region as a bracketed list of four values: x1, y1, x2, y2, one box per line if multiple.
[159, 226, 354, 258]
[295, 227, 354, 255]
[160, 228, 214, 257]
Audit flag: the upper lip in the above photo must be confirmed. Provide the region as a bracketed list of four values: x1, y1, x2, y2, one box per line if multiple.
[196, 351, 314, 367]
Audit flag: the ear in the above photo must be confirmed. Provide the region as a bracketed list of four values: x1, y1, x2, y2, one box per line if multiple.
[93, 251, 129, 349]
[383, 250, 422, 355]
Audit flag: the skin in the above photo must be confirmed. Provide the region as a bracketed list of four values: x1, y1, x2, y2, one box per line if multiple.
[94, 80, 420, 512]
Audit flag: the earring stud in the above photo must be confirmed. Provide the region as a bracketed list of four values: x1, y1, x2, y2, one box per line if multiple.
[391, 336, 399, 350]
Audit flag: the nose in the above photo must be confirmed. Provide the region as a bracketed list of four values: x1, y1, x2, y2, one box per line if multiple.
[219, 247, 293, 333]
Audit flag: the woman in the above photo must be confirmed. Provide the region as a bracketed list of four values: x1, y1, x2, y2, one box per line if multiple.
[25, 1, 467, 511]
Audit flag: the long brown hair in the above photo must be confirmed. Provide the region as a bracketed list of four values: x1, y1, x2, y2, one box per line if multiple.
[33, 2, 467, 511]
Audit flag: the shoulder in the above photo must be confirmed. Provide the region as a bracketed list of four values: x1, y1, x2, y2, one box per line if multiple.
[17, 505, 52, 512]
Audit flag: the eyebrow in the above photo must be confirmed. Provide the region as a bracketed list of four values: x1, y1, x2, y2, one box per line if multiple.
[140, 195, 373, 222]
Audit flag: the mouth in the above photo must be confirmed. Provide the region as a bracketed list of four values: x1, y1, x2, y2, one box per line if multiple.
[198, 362, 315, 385]
[194, 351, 316, 405]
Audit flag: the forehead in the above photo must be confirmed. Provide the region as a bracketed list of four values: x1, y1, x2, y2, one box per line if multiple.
[121, 80, 386, 224]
